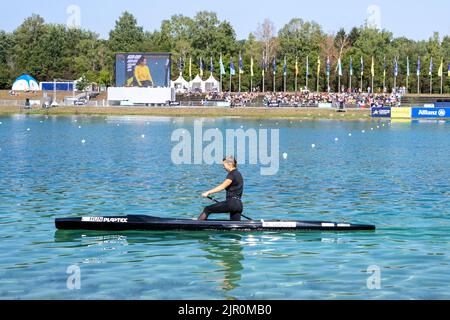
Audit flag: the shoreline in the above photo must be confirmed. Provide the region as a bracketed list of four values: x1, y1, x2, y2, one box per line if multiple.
[0, 106, 373, 120]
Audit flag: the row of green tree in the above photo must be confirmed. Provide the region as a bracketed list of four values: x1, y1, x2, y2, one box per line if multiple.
[1, 11, 450, 93]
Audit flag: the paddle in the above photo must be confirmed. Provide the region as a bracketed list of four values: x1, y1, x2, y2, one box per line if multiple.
[207, 196, 253, 221]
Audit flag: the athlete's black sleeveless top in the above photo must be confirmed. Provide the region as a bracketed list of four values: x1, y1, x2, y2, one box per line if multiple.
[225, 170, 244, 200]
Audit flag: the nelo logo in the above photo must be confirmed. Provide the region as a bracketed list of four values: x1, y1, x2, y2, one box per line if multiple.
[438, 109, 446, 117]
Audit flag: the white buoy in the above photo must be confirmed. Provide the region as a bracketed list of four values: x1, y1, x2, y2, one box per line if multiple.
[78, 126, 82, 129]
[348, 133, 352, 137]
[117, 124, 120, 127]
[282, 153, 288, 160]
[334, 138, 339, 142]
[377, 126, 380, 129]
[27, 128, 30, 131]
[240, 126, 244, 129]
[362, 130, 366, 133]
[0, 122, 3, 125]
[81, 139, 86, 144]
[141, 134, 145, 138]
[311, 144, 316, 148]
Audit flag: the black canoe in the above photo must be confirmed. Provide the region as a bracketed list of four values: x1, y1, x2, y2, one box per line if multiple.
[55, 215, 376, 232]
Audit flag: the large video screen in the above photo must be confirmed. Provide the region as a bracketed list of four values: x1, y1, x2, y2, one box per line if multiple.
[115, 53, 172, 88]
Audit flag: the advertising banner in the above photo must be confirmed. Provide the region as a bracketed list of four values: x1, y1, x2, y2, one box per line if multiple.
[412, 108, 450, 119]
[371, 107, 391, 118]
[391, 107, 412, 119]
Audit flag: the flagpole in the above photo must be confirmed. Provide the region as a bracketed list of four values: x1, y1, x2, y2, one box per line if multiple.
[418, 57, 421, 94]
[306, 56, 309, 91]
[219, 53, 222, 92]
[360, 75, 363, 93]
[273, 73, 276, 92]
[417, 75, 420, 94]
[230, 74, 232, 93]
[430, 74, 433, 94]
[406, 76, 409, 94]
[338, 58, 341, 93]
[238, 72, 241, 93]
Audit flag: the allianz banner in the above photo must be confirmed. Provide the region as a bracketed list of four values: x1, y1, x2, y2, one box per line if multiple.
[412, 108, 450, 119]
[371, 107, 391, 118]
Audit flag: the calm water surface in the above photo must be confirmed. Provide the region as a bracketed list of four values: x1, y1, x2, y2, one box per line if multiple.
[0, 115, 449, 299]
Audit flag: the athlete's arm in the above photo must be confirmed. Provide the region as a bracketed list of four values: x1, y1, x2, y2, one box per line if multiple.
[202, 179, 232, 198]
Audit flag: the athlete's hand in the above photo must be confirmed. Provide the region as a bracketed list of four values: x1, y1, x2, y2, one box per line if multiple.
[202, 192, 210, 198]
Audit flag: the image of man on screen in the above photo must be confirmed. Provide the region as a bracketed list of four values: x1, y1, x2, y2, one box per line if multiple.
[133, 56, 154, 87]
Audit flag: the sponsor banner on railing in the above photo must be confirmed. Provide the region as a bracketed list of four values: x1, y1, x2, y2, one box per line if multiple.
[435, 102, 450, 108]
[412, 107, 450, 119]
[371, 107, 391, 118]
[391, 107, 412, 119]
[318, 103, 333, 109]
[268, 101, 280, 108]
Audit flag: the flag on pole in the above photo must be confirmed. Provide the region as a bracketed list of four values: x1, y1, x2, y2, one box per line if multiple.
[306, 56, 310, 76]
[350, 56, 353, 76]
[199, 58, 204, 78]
[407, 56, 410, 77]
[383, 56, 386, 79]
[189, 56, 192, 79]
[261, 58, 265, 77]
[219, 54, 225, 75]
[273, 57, 277, 75]
[178, 57, 184, 75]
[394, 57, 398, 77]
[448, 63, 450, 77]
[250, 56, 254, 77]
[239, 53, 244, 74]
[438, 58, 443, 77]
[338, 57, 343, 76]
[371, 56, 375, 77]
[230, 58, 236, 76]
[295, 57, 299, 76]
[417, 56, 421, 76]
[429, 57, 433, 76]
[326, 57, 330, 76]
[360, 56, 364, 76]
[283, 56, 287, 76]
[210, 56, 214, 74]
[317, 56, 321, 76]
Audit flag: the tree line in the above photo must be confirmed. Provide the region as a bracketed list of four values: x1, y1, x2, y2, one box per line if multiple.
[1, 11, 449, 93]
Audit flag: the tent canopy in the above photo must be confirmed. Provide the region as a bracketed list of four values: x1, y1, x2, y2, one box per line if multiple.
[189, 75, 206, 92]
[205, 75, 219, 92]
[12, 75, 40, 91]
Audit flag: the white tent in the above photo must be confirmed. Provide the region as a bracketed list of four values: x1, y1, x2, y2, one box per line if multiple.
[204, 75, 220, 92]
[189, 75, 205, 93]
[12, 75, 40, 91]
[171, 75, 189, 93]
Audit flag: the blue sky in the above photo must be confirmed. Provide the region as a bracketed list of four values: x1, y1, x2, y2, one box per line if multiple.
[0, 0, 449, 40]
